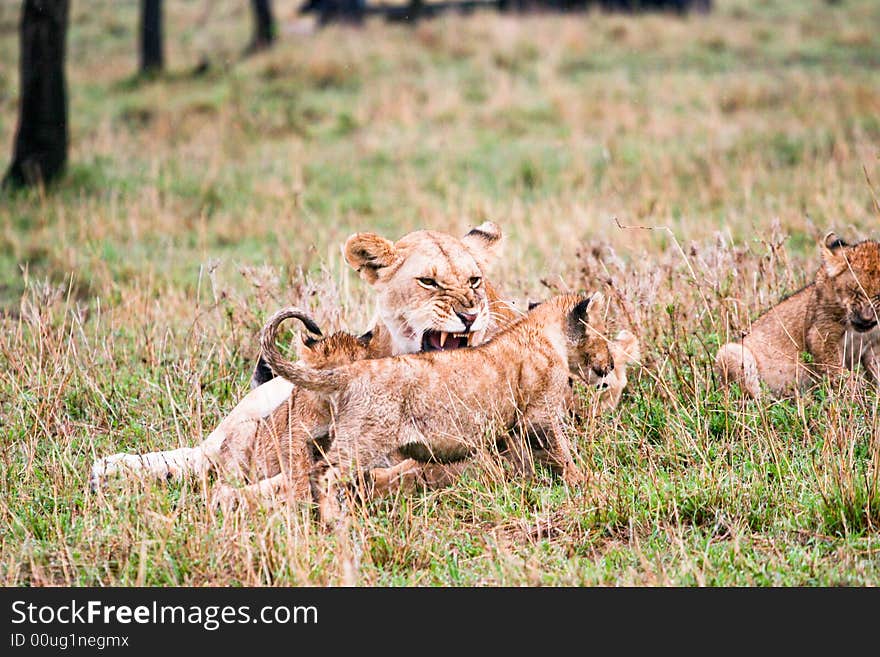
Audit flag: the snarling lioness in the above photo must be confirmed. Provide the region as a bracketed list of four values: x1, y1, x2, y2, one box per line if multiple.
[90, 223, 519, 493]
[262, 293, 614, 522]
[716, 232, 880, 399]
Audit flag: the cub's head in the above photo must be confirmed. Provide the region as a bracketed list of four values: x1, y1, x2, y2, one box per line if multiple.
[344, 222, 503, 355]
[558, 292, 614, 385]
[820, 232, 880, 333]
[260, 308, 378, 380]
[298, 330, 376, 369]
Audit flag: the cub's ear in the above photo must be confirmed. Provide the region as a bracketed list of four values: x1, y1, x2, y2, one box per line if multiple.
[295, 333, 319, 365]
[461, 221, 503, 271]
[344, 233, 397, 284]
[820, 231, 849, 277]
[567, 292, 604, 339]
[301, 334, 321, 349]
[356, 330, 374, 348]
[823, 232, 847, 251]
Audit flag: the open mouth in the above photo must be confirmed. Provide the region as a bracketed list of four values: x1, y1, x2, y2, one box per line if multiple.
[421, 330, 472, 352]
[850, 317, 878, 333]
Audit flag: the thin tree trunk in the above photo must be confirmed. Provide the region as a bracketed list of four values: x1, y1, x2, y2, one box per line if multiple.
[3, 0, 69, 189]
[407, 0, 424, 21]
[139, 0, 163, 73]
[247, 0, 275, 53]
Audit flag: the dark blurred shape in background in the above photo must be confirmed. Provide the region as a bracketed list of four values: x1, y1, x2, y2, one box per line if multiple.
[247, 0, 277, 54]
[139, 0, 163, 74]
[301, 0, 711, 26]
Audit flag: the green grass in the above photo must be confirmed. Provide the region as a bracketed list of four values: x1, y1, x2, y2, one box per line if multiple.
[1, 0, 880, 585]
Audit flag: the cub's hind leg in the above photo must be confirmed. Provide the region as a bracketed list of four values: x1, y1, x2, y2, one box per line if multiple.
[715, 342, 762, 399]
[313, 422, 426, 524]
[369, 458, 484, 496]
[369, 458, 425, 495]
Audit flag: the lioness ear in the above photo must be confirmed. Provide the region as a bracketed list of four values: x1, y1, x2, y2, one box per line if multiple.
[821, 231, 848, 277]
[344, 233, 397, 284]
[461, 221, 503, 270]
[567, 293, 603, 339]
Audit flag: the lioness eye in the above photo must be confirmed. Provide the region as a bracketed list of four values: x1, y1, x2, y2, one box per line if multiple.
[469, 277, 482, 289]
[417, 277, 438, 289]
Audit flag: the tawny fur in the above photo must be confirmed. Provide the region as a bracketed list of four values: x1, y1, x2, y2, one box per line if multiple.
[262, 293, 614, 523]
[716, 232, 880, 400]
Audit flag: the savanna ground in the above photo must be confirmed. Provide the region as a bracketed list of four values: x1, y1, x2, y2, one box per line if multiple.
[1, 0, 880, 586]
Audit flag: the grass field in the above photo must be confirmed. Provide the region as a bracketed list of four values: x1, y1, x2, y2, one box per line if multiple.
[1, 0, 880, 586]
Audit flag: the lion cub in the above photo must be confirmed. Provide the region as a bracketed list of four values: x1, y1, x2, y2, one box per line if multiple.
[211, 313, 380, 508]
[716, 232, 880, 399]
[261, 293, 613, 521]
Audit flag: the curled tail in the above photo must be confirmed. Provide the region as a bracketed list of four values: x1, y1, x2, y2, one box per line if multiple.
[259, 307, 352, 394]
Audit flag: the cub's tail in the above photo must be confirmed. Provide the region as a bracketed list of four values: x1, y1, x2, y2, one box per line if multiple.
[259, 307, 352, 394]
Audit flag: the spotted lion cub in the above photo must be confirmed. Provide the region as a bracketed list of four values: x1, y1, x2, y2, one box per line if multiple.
[261, 293, 613, 522]
[716, 232, 880, 399]
[212, 312, 380, 509]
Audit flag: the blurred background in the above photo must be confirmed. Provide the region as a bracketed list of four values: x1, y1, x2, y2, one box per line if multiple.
[2, 1, 877, 315]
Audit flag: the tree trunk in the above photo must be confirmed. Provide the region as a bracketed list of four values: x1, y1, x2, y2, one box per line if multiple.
[3, 0, 69, 189]
[139, 0, 163, 73]
[247, 0, 275, 53]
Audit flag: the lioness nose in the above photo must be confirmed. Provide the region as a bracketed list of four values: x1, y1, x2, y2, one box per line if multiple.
[593, 362, 614, 378]
[456, 311, 477, 329]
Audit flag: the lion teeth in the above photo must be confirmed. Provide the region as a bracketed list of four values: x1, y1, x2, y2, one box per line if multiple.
[440, 331, 448, 347]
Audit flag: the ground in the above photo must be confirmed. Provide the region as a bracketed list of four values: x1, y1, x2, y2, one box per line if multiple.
[1, 0, 879, 585]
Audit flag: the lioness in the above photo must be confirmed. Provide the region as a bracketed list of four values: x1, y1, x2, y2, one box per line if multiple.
[260, 293, 614, 522]
[716, 232, 880, 399]
[90, 222, 518, 490]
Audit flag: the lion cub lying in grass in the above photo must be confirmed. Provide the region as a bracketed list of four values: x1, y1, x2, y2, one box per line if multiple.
[261, 293, 613, 522]
[716, 232, 880, 399]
